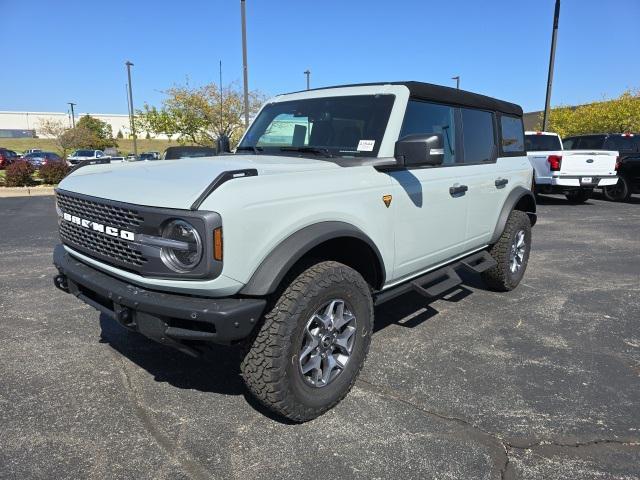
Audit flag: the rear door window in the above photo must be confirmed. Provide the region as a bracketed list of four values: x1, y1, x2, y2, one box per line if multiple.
[575, 136, 606, 150]
[400, 100, 457, 165]
[460, 108, 496, 163]
[500, 116, 525, 153]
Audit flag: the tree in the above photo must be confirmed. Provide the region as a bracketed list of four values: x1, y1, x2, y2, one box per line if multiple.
[116, 129, 124, 139]
[537, 89, 640, 138]
[75, 115, 117, 150]
[145, 131, 151, 140]
[137, 81, 265, 147]
[38, 119, 71, 157]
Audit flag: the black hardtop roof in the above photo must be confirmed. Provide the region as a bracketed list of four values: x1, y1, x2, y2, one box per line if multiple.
[284, 81, 523, 117]
[563, 133, 638, 138]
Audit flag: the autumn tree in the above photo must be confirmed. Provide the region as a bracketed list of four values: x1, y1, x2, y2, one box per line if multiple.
[537, 89, 640, 137]
[75, 115, 117, 150]
[137, 81, 265, 147]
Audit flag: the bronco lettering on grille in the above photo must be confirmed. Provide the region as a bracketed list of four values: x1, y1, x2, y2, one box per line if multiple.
[62, 212, 135, 241]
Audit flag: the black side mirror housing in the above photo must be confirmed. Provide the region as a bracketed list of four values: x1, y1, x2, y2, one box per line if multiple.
[394, 133, 445, 167]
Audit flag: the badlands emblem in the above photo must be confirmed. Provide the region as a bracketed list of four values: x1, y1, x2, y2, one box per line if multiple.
[62, 212, 135, 241]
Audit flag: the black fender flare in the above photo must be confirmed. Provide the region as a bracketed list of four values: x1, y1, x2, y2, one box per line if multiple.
[490, 186, 537, 244]
[240, 221, 386, 296]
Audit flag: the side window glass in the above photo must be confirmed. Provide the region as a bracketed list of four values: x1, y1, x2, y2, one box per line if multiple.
[562, 138, 575, 150]
[461, 108, 495, 163]
[400, 100, 456, 165]
[500, 115, 524, 153]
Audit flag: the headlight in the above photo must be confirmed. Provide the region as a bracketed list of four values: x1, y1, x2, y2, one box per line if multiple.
[160, 219, 203, 273]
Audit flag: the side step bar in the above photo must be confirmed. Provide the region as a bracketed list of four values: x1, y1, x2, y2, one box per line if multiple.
[374, 250, 497, 306]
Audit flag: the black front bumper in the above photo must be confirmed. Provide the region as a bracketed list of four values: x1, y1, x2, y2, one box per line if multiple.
[53, 244, 266, 355]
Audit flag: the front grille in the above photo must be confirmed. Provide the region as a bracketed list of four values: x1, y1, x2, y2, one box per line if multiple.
[59, 221, 147, 267]
[56, 191, 144, 231]
[57, 192, 147, 269]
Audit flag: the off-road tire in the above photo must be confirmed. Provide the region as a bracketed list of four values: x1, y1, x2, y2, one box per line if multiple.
[240, 261, 373, 422]
[565, 188, 592, 204]
[603, 176, 631, 202]
[481, 210, 531, 292]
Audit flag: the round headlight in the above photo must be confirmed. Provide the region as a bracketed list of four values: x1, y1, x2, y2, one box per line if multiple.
[160, 219, 203, 273]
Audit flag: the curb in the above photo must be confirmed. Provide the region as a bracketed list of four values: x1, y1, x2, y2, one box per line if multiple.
[0, 186, 56, 198]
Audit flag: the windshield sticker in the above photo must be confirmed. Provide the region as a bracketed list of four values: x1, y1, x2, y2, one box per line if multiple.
[357, 140, 375, 152]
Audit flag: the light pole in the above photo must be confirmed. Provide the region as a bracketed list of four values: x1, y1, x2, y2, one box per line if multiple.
[451, 76, 460, 89]
[67, 102, 76, 128]
[125, 61, 138, 159]
[240, 0, 250, 128]
[542, 0, 560, 131]
[304, 70, 311, 90]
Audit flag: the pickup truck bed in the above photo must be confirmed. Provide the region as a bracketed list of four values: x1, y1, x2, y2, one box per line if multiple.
[528, 149, 618, 188]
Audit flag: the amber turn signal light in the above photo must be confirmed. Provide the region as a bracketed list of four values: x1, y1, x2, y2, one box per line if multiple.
[213, 227, 223, 261]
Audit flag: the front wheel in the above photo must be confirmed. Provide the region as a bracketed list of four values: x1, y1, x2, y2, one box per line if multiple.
[565, 188, 592, 204]
[241, 261, 373, 422]
[482, 210, 532, 292]
[603, 176, 631, 202]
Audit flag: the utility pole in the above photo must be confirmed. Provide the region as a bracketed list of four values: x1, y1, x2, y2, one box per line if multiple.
[219, 60, 224, 136]
[240, 0, 250, 128]
[304, 70, 311, 90]
[67, 102, 76, 128]
[125, 61, 138, 159]
[451, 76, 460, 89]
[543, 0, 560, 131]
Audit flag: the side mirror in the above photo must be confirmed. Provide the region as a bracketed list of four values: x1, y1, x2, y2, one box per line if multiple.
[217, 135, 231, 154]
[394, 133, 445, 167]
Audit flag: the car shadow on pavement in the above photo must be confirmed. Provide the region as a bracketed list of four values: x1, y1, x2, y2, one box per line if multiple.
[98, 313, 246, 396]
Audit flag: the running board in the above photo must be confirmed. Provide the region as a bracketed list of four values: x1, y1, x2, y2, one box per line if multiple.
[373, 249, 496, 306]
[459, 250, 496, 273]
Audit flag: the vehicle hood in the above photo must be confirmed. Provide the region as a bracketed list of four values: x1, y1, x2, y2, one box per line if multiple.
[58, 154, 338, 209]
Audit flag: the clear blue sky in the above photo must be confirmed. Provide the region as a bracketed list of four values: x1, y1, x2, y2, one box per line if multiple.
[2, 0, 638, 114]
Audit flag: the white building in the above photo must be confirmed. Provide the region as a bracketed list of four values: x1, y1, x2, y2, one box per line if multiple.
[0, 111, 166, 139]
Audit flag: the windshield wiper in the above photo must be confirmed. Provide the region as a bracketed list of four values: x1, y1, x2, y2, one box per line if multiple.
[279, 146, 333, 158]
[236, 145, 263, 154]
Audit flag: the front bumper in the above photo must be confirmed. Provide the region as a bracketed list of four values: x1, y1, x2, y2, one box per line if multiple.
[53, 244, 266, 355]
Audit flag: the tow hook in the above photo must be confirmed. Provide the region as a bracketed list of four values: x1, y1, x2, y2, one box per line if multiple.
[54, 274, 69, 293]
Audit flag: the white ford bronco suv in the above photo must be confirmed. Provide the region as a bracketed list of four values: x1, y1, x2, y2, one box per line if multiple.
[53, 82, 536, 421]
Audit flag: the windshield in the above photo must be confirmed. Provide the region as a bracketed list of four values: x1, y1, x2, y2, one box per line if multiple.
[72, 150, 94, 156]
[238, 94, 395, 159]
[525, 134, 562, 151]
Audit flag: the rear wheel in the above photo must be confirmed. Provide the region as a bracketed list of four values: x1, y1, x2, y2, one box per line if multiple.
[482, 210, 531, 292]
[603, 176, 631, 202]
[240, 261, 373, 422]
[565, 188, 592, 204]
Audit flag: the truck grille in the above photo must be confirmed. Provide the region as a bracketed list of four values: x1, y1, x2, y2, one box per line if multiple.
[56, 191, 144, 231]
[56, 192, 147, 269]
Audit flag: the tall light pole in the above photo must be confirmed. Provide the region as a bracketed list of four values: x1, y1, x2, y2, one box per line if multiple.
[67, 102, 76, 128]
[451, 76, 460, 89]
[240, 0, 250, 128]
[304, 70, 311, 90]
[543, 0, 560, 131]
[125, 61, 138, 159]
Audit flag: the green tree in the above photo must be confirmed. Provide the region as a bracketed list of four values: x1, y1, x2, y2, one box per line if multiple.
[537, 89, 640, 138]
[75, 115, 117, 150]
[137, 81, 265, 147]
[116, 129, 124, 139]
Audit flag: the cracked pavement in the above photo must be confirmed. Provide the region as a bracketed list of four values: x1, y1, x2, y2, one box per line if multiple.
[1, 194, 639, 479]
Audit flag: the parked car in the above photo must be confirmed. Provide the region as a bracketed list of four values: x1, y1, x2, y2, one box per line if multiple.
[23, 151, 63, 169]
[138, 152, 157, 161]
[108, 156, 126, 163]
[144, 151, 160, 159]
[161, 146, 217, 160]
[525, 131, 618, 203]
[67, 149, 107, 165]
[23, 148, 43, 156]
[52, 81, 536, 422]
[0, 148, 19, 168]
[563, 133, 640, 201]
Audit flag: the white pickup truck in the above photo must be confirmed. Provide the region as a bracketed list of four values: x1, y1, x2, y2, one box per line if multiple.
[525, 131, 618, 203]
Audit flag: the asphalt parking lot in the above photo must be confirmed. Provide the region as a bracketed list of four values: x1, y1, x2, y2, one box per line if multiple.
[1, 194, 639, 480]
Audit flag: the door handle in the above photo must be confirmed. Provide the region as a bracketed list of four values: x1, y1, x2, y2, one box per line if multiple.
[495, 178, 508, 188]
[449, 184, 468, 196]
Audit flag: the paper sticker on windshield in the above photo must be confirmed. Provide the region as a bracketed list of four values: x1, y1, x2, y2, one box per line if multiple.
[357, 140, 375, 152]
